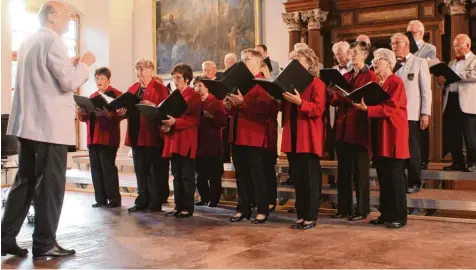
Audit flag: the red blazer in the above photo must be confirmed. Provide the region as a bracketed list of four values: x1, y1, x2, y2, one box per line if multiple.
[281, 78, 326, 156]
[197, 94, 227, 157]
[266, 99, 279, 153]
[124, 80, 169, 148]
[226, 74, 272, 148]
[163, 87, 202, 159]
[78, 86, 123, 148]
[331, 67, 378, 149]
[367, 74, 410, 159]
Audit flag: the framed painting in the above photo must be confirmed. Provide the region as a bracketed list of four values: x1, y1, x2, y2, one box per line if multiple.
[153, 0, 261, 76]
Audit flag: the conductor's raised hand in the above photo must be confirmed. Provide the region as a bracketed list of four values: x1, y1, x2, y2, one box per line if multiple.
[283, 89, 302, 105]
[80, 51, 96, 66]
[228, 90, 244, 105]
[162, 115, 176, 126]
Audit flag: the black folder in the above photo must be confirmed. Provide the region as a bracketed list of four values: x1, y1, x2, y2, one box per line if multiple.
[320, 68, 352, 91]
[136, 89, 188, 124]
[429, 62, 462, 85]
[74, 94, 113, 113]
[201, 61, 255, 100]
[407, 31, 419, 54]
[252, 59, 314, 100]
[334, 82, 391, 106]
[108, 92, 141, 109]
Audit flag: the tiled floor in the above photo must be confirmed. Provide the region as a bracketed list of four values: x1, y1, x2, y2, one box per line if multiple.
[2, 192, 476, 269]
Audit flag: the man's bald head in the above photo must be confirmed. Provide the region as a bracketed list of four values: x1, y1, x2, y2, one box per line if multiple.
[356, 35, 371, 46]
[38, 1, 71, 35]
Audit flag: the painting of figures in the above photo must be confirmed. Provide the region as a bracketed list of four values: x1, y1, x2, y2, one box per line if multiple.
[155, 0, 260, 74]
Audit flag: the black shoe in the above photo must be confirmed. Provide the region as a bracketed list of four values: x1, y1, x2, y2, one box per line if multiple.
[421, 162, 428, 170]
[331, 212, 348, 219]
[407, 186, 421, 194]
[107, 202, 121, 208]
[92, 202, 105, 208]
[349, 214, 367, 221]
[165, 211, 180, 217]
[463, 164, 476, 172]
[208, 202, 218, 207]
[299, 221, 317, 230]
[290, 221, 304, 229]
[251, 215, 268, 224]
[33, 244, 75, 260]
[268, 204, 276, 212]
[1, 245, 28, 257]
[443, 163, 466, 171]
[287, 207, 296, 213]
[385, 221, 406, 229]
[369, 218, 385, 225]
[176, 212, 193, 218]
[145, 208, 163, 213]
[195, 200, 209, 206]
[128, 206, 146, 212]
[229, 212, 251, 222]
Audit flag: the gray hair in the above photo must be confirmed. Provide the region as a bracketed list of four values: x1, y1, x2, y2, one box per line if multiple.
[201, 61, 216, 69]
[390, 32, 409, 45]
[38, 3, 56, 25]
[373, 48, 397, 70]
[224, 53, 237, 62]
[294, 43, 309, 50]
[356, 35, 371, 45]
[332, 41, 350, 54]
[408, 20, 425, 34]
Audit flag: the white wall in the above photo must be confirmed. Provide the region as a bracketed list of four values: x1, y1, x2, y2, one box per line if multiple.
[1, 0, 12, 114]
[262, 0, 289, 68]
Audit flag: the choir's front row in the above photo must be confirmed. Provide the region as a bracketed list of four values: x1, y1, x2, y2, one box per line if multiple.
[79, 44, 416, 230]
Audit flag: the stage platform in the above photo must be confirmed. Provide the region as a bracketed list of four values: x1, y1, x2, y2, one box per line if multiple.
[1, 191, 476, 269]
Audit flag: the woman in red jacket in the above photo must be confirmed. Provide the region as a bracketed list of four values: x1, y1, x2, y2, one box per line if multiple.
[225, 49, 273, 224]
[193, 76, 227, 207]
[117, 59, 170, 213]
[353, 48, 409, 229]
[78, 67, 123, 208]
[162, 64, 202, 218]
[331, 41, 378, 221]
[280, 48, 326, 230]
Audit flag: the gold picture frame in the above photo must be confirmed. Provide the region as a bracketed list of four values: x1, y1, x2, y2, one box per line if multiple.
[153, 0, 262, 78]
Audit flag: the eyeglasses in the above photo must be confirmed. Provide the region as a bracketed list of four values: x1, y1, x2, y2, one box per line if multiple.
[371, 57, 389, 64]
[390, 40, 406, 47]
[172, 75, 184, 80]
[54, 12, 72, 18]
[453, 44, 467, 50]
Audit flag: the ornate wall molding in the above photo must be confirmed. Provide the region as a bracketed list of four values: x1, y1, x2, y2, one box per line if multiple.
[443, 0, 471, 15]
[281, 11, 302, 32]
[301, 8, 329, 30]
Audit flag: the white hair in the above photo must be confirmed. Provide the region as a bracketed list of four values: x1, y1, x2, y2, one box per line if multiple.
[374, 48, 397, 70]
[407, 20, 425, 34]
[332, 41, 350, 54]
[294, 43, 308, 50]
[390, 32, 410, 44]
[201, 61, 216, 69]
[224, 53, 237, 62]
[455, 34, 471, 46]
[356, 35, 371, 45]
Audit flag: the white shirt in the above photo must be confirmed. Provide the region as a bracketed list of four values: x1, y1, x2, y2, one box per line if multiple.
[449, 51, 472, 92]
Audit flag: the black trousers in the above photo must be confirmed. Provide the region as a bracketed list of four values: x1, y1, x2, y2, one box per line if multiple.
[336, 142, 370, 216]
[89, 145, 121, 205]
[132, 146, 169, 210]
[232, 145, 268, 216]
[222, 119, 231, 163]
[420, 128, 430, 164]
[444, 93, 476, 166]
[1, 138, 67, 254]
[287, 153, 322, 221]
[196, 156, 223, 205]
[406, 121, 422, 187]
[374, 157, 407, 223]
[171, 154, 196, 213]
[264, 151, 277, 206]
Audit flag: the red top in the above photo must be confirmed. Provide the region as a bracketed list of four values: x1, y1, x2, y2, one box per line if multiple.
[367, 74, 410, 159]
[77, 86, 123, 148]
[281, 78, 326, 156]
[124, 80, 169, 148]
[226, 74, 273, 148]
[331, 66, 378, 149]
[197, 94, 227, 157]
[162, 87, 202, 159]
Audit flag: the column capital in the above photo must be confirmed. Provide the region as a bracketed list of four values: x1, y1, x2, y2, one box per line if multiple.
[281, 11, 302, 32]
[301, 8, 329, 30]
[443, 0, 472, 15]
